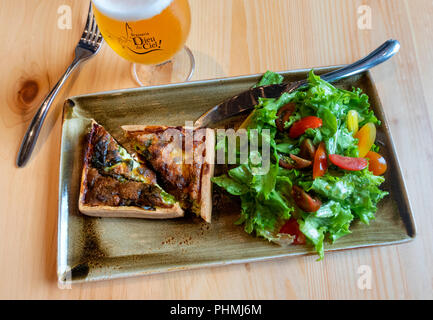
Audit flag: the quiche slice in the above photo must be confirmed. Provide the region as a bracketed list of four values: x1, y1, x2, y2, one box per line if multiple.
[122, 125, 215, 223]
[79, 121, 184, 219]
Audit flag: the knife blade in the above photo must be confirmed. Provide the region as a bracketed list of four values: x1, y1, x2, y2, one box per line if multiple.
[193, 80, 304, 128]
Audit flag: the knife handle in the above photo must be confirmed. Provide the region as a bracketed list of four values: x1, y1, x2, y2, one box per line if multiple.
[282, 39, 400, 93]
[319, 39, 400, 83]
[194, 40, 400, 128]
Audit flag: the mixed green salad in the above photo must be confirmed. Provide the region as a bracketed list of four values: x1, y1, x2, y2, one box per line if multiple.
[212, 70, 389, 259]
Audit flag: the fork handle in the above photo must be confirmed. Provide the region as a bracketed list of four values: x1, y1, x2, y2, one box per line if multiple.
[16, 57, 82, 167]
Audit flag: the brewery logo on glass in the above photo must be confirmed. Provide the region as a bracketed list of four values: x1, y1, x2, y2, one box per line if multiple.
[123, 23, 162, 55]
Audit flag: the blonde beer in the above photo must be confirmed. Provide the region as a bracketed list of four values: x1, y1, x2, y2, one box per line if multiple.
[92, 0, 191, 65]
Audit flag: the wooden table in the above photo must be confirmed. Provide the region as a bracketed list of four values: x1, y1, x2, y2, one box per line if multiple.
[1, 0, 432, 299]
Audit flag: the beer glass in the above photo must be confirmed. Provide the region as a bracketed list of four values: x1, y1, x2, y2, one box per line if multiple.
[92, 0, 194, 86]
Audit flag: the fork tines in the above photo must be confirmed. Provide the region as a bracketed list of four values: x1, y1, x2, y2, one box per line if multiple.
[81, 2, 102, 46]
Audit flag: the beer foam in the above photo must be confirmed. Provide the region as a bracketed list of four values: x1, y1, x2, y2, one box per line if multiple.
[92, 0, 173, 21]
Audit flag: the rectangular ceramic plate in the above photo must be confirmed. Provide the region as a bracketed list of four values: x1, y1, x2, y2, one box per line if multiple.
[57, 66, 416, 283]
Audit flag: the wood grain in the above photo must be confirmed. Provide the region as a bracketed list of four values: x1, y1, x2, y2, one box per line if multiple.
[0, 0, 432, 299]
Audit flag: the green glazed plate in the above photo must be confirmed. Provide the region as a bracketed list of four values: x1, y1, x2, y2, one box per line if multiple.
[57, 66, 416, 283]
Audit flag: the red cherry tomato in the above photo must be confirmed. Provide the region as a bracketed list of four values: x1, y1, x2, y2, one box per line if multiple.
[365, 151, 387, 175]
[279, 218, 306, 244]
[291, 185, 322, 212]
[329, 154, 368, 171]
[313, 142, 327, 179]
[279, 157, 294, 170]
[299, 138, 316, 160]
[289, 116, 323, 139]
[279, 154, 312, 170]
[276, 103, 296, 132]
[289, 154, 312, 169]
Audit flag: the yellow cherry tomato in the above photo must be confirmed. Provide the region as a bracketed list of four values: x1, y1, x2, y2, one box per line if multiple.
[354, 122, 376, 157]
[347, 110, 359, 134]
[366, 151, 387, 175]
[239, 111, 255, 129]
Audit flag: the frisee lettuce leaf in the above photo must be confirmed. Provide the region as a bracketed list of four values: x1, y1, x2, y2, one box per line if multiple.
[211, 70, 388, 259]
[253, 70, 284, 87]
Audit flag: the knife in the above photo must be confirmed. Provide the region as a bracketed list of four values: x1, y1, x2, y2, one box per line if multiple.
[194, 39, 400, 128]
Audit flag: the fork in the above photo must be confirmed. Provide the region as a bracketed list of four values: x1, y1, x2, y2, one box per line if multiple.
[16, 3, 103, 167]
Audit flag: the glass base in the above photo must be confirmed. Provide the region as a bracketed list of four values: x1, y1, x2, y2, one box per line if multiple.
[131, 46, 195, 86]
